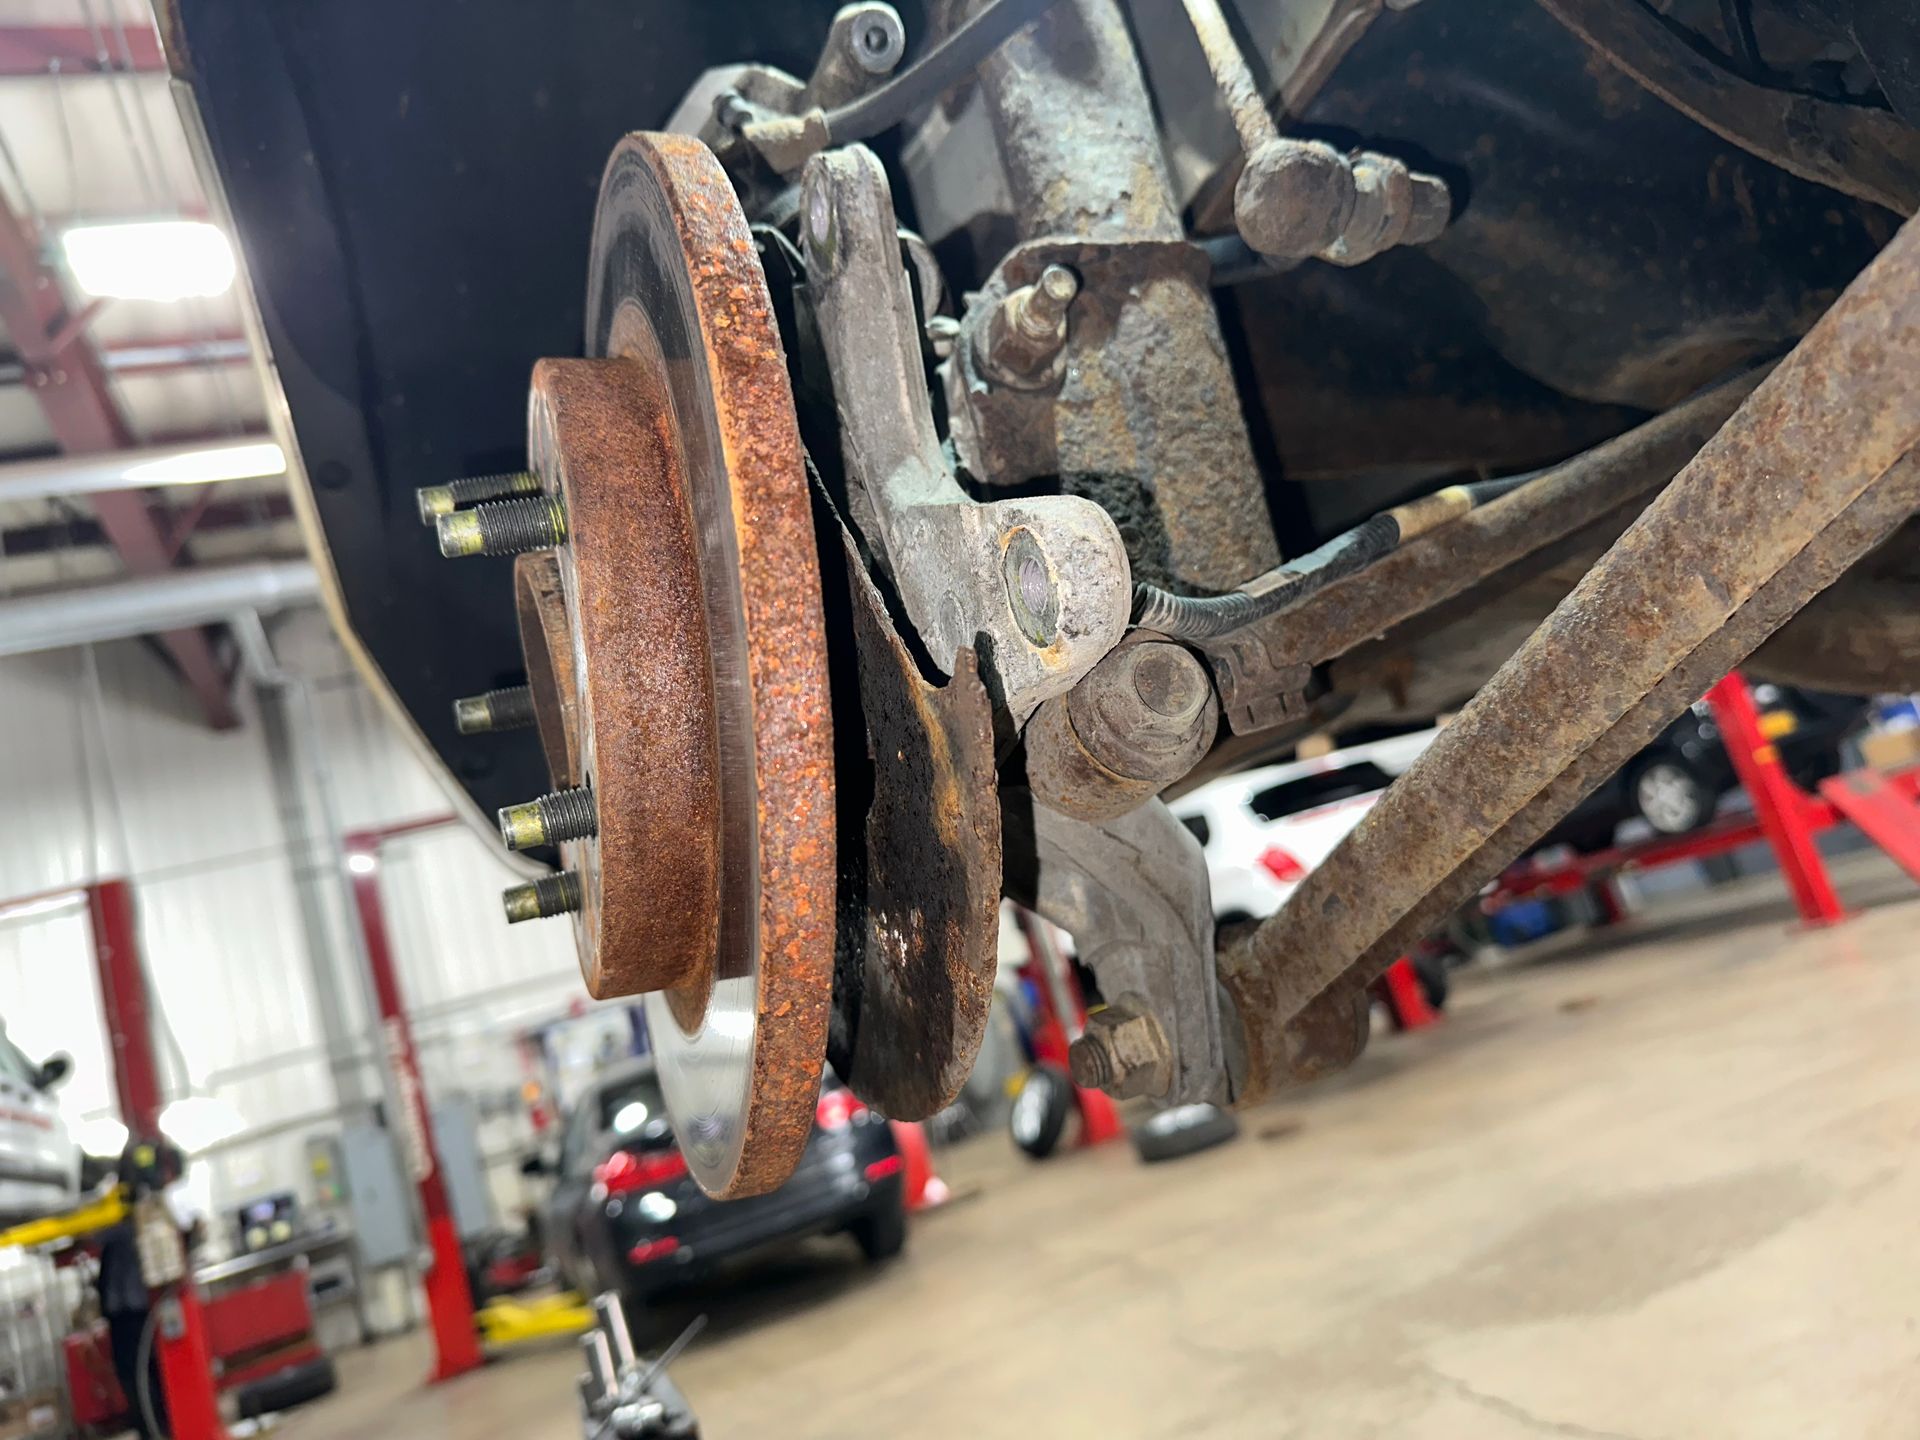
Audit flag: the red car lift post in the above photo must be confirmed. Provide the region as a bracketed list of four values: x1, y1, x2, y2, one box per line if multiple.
[84, 878, 231, 1440]
[341, 817, 484, 1383]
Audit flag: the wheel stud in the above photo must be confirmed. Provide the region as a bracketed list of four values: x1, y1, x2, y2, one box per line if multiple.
[502, 871, 583, 923]
[452, 685, 536, 735]
[437, 493, 567, 558]
[415, 470, 541, 525]
[498, 786, 598, 851]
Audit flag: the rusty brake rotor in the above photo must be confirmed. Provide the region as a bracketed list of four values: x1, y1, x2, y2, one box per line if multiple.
[517, 133, 836, 1199]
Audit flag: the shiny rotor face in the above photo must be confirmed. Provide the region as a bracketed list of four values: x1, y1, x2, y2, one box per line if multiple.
[546, 132, 835, 1199]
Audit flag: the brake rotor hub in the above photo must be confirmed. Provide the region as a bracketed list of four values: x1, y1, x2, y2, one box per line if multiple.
[512, 134, 836, 1199]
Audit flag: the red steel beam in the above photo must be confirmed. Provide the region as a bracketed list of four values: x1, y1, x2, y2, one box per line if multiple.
[85, 879, 232, 1440]
[343, 833, 484, 1383]
[0, 334, 252, 383]
[0, 24, 165, 77]
[0, 195, 237, 726]
[1704, 673, 1846, 924]
[1489, 762, 1920, 907]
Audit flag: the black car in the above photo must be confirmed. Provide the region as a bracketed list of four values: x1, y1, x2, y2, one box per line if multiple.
[534, 1058, 906, 1309]
[1544, 686, 1867, 851]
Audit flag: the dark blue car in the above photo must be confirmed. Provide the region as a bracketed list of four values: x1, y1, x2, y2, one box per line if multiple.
[537, 1058, 906, 1312]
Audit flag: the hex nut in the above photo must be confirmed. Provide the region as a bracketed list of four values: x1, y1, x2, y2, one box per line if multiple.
[1069, 1001, 1173, 1099]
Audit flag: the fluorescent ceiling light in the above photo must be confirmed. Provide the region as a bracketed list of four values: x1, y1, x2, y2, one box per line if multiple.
[120, 440, 285, 487]
[159, 1095, 247, 1154]
[0, 892, 85, 925]
[60, 220, 236, 302]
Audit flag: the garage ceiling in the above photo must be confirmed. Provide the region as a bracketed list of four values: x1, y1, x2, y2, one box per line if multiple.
[0, 0, 304, 726]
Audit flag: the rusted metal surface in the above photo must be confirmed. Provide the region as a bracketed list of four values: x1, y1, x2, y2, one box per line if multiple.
[800, 144, 1129, 722]
[974, 263, 1076, 390]
[527, 358, 720, 1002]
[512, 552, 581, 790]
[1068, 1001, 1172, 1100]
[1180, 0, 1448, 266]
[1221, 212, 1920, 1102]
[833, 529, 1003, 1120]
[1750, 516, 1920, 693]
[1026, 636, 1218, 822]
[1201, 368, 1767, 733]
[963, 0, 1278, 592]
[1533, 0, 1920, 216]
[1005, 796, 1228, 1105]
[1342, 447, 1920, 993]
[1180, 0, 1279, 158]
[1181, 0, 1395, 234]
[571, 133, 835, 1200]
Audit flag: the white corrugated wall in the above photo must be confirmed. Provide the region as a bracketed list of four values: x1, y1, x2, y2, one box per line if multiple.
[0, 606, 588, 1228]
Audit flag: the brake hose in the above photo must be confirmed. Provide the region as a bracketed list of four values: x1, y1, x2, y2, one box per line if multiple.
[1133, 474, 1535, 640]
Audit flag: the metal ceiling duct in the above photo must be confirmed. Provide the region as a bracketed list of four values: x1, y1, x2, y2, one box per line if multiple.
[0, 558, 319, 657]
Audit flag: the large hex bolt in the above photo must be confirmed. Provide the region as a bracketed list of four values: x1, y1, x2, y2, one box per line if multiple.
[1027, 638, 1220, 821]
[502, 870, 583, 924]
[498, 786, 598, 852]
[1068, 1001, 1173, 1100]
[436, 493, 567, 558]
[414, 470, 540, 525]
[975, 263, 1078, 390]
[844, 3, 906, 75]
[452, 685, 536, 735]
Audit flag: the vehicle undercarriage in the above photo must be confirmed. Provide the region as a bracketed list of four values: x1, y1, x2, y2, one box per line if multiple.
[169, 0, 1920, 1197]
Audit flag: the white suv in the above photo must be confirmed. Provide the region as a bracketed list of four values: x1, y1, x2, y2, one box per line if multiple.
[1171, 728, 1439, 923]
[0, 1025, 80, 1225]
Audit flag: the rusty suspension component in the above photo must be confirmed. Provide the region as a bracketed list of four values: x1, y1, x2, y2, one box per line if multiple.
[1026, 636, 1219, 822]
[1199, 367, 1770, 734]
[1178, 0, 1450, 265]
[1337, 451, 1920, 991]
[1220, 212, 1920, 1103]
[958, 0, 1279, 593]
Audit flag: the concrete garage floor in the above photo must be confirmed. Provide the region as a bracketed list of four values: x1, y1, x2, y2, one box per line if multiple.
[282, 850, 1920, 1439]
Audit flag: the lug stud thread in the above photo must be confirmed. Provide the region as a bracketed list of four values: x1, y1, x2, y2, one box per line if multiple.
[502, 870, 583, 924]
[437, 493, 567, 558]
[498, 786, 598, 851]
[452, 685, 537, 735]
[415, 470, 541, 525]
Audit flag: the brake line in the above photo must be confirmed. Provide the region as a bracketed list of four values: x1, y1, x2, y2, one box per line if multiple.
[1133, 474, 1535, 640]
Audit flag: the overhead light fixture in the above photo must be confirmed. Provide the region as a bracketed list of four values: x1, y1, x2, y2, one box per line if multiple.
[120, 440, 285, 488]
[60, 220, 236, 302]
[0, 891, 85, 925]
